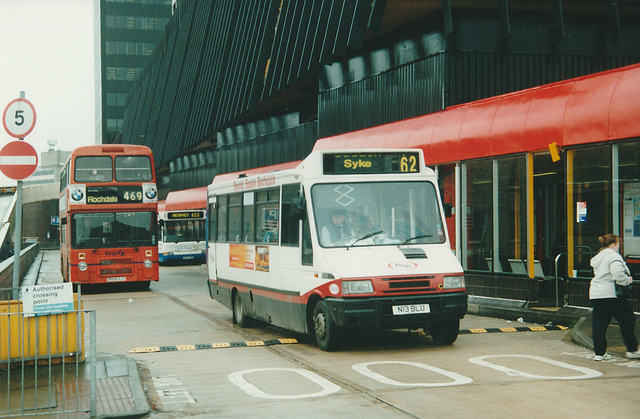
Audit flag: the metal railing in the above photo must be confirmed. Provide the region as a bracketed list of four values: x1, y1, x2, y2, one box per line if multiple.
[1, 288, 96, 417]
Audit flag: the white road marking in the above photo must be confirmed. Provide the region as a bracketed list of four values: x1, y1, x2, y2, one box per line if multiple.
[468, 355, 602, 380]
[228, 368, 341, 400]
[352, 361, 473, 387]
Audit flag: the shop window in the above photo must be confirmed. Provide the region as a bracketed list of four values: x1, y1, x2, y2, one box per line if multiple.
[569, 145, 611, 277]
[464, 159, 492, 270]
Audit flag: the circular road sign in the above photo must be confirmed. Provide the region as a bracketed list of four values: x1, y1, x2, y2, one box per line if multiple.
[3, 98, 37, 138]
[0, 140, 38, 180]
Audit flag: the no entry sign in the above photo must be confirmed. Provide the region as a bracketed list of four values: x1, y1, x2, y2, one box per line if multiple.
[0, 140, 38, 180]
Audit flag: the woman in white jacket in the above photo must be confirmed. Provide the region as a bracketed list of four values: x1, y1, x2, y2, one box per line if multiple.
[589, 233, 640, 361]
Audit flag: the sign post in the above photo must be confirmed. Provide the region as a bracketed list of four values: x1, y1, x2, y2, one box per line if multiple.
[2, 92, 37, 300]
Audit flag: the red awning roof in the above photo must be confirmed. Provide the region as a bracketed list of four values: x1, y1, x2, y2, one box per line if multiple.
[164, 187, 208, 211]
[314, 63, 640, 165]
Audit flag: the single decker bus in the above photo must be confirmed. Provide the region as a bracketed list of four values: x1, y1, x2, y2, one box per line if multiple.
[59, 144, 159, 290]
[206, 149, 466, 350]
[159, 186, 207, 264]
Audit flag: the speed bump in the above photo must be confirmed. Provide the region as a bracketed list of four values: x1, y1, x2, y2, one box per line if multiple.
[458, 325, 568, 335]
[413, 324, 568, 337]
[129, 338, 297, 354]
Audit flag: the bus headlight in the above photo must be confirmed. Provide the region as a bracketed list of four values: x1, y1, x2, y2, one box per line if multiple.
[342, 280, 373, 295]
[78, 262, 88, 272]
[144, 259, 153, 268]
[443, 275, 465, 289]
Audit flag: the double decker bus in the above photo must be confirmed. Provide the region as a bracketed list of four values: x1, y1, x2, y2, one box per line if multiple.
[59, 145, 159, 290]
[158, 187, 207, 264]
[206, 149, 466, 350]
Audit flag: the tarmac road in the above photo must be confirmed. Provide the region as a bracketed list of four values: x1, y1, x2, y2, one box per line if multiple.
[21, 250, 640, 418]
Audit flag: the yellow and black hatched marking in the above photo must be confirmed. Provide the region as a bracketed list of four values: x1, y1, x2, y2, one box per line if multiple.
[129, 338, 298, 354]
[459, 325, 569, 334]
[414, 324, 568, 336]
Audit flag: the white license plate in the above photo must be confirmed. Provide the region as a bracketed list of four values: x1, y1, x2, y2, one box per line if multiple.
[107, 276, 127, 282]
[392, 304, 430, 315]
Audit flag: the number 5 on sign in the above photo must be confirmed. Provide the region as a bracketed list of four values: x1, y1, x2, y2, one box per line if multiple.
[3, 98, 37, 138]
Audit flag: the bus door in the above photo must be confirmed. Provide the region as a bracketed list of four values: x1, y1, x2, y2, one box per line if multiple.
[207, 196, 219, 284]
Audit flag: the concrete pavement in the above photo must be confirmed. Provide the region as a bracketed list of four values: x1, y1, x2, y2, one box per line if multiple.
[17, 250, 150, 418]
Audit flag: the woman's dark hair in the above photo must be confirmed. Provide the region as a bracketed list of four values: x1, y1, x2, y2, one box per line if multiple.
[598, 233, 619, 250]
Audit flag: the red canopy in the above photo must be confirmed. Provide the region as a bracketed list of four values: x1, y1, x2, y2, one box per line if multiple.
[315, 64, 640, 165]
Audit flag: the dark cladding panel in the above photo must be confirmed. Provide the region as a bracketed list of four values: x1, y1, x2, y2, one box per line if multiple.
[346, 0, 371, 49]
[332, 0, 355, 56]
[297, 0, 323, 79]
[131, 51, 164, 150]
[154, 0, 196, 165]
[286, 0, 314, 85]
[276, 0, 306, 93]
[319, 0, 344, 63]
[224, 1, 280, 122]
[318, 54, 445, 138]
[240, 2, 280, 115]
[216, 122, 316, 175]
[263, 0, 297, 98]
[185, 1, 236, 148]
[166, 1, 215, 157]
[146, 26, 178, 164]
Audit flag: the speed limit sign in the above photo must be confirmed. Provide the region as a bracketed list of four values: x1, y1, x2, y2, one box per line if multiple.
[3, 98, 37, 138]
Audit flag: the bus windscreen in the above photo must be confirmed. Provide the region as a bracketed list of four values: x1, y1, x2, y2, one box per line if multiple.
[72, 212, 157, 249]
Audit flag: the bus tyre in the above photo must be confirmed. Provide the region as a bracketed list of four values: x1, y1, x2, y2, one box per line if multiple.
[233, 291, 251, 327]
[428, 319, 460, 345]
[312, 300, 340, 351]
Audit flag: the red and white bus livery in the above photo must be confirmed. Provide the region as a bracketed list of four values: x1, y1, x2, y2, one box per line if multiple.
[59, 144, 159, 289]
[206, 149, 466, 350]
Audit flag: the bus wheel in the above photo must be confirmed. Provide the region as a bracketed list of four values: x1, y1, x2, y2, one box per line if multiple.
[233, 291, 250, 327]
[428, 319, 460, 345]
[312, 300, 340, 351]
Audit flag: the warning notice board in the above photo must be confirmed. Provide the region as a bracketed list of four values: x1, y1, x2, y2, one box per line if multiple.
[21, 283, 74, 317]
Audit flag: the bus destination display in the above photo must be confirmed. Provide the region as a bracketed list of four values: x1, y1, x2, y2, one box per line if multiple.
[167, 210, 205, 220]
[323, 152, 420, 175]
[86, 186, 144, 204]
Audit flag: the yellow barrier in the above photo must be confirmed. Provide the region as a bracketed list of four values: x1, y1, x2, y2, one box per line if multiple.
[0, 295, 84, 367]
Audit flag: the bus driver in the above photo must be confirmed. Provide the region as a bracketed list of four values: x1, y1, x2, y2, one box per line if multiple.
[321, 208, 353, 246]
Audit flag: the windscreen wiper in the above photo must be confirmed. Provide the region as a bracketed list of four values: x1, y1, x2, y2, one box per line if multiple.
[401, 234, 432, 245]
[347, 230, 383, 249]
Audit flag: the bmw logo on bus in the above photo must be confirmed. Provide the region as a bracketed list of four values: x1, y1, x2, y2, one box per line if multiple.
[145, 186, 157, 200]
[388, 261, 418, 270]
[71, 188, 84, 201]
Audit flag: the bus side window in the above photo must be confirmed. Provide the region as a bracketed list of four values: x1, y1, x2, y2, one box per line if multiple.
[228, 194, 242, 242]
[256, 188, 279, 244]
[243, 192, 255, 243]
[302, 217, 312, 266]
[281, 184, 301, 246]
[217, 195, 228, 242]
[208, 201, 217, 242]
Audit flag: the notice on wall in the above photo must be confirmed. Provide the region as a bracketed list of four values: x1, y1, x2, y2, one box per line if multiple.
[21, 283, 74, 317]
[576, 202, 587, 223]
[623, 182, 640, 256]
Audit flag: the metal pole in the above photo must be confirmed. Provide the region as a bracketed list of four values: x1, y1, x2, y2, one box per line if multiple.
[554, 253, 564, 307]
[90, 311, 97, 417]
[11, 180, 22, 300]
[11, 91, 26, 300]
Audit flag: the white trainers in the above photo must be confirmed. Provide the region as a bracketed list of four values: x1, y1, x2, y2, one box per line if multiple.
[626, 350, 640, 359]
[594, 353, 613, 361]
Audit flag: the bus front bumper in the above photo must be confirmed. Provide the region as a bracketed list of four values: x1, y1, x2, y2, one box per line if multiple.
[323, 293, 467, 330]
